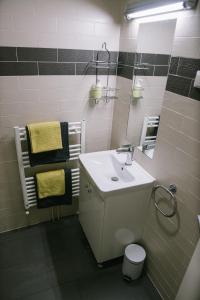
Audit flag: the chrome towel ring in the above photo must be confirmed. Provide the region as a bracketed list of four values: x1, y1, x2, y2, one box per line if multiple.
[153, 184, 177, 218]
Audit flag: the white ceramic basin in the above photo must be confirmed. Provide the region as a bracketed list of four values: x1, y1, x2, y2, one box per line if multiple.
[79, 150, 155, 193]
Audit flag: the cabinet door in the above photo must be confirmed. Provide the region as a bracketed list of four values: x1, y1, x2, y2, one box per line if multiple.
[79, 169, 104, 263]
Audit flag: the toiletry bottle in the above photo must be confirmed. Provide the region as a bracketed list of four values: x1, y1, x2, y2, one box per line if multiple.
[90, 79, 102, 100]
[132, 79, 143, 99]
[95, 79, 103, 99]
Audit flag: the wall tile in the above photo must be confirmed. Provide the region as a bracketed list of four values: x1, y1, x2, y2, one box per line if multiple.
[118, 52, 128, 65]
[38, 63, 75, 75]
[0, 47, 17, 61]
[94, 50, 118, 63]
[57, 18, 95, 36]
[0, 76, 19, 90]
[119, 37, 137, 52]
[117, 64, 133, 80]
[94, 22, 120, 39]
[76, 63, 95, 75]
[126, 52, 135, 66]
[189, 83, 200, 101]
[58, 49, 93, 62]
[155, 54, 170, 65]
[159, 108, 184, 135]
[141, 54, 170, 65]
[0, 0, 120, 235]
[163, 91, 200, 121]
[169, 57, 179, 75]
[141, 53, 155, 65]
[172, 37, 200, 59]
[134, 65, 154, 76]
[180, 116, 200, 142]
[0, 62, 38, 76]
[166, 75, 192, 97]
[17, 47, 57, 62]
[0, 13, 14, 30]
[0, 30, 38, 47]
[177, 57, 200, 79]
[115, 4, 200, 300]
[154, 66, 168, 76]
[175, 15, 200, 38]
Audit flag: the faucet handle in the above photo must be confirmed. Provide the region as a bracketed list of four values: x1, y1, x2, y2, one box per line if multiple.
[116, 144, 130, 152]
[116, 144, 136, 154]
[129, 145, 136, 151]
[121, 144, 134, 150]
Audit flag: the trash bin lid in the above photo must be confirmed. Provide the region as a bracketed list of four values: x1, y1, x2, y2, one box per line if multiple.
[125, 244, 146, 264]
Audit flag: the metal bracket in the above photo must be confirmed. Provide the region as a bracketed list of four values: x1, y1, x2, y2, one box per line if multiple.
[169, 184, 177, 194]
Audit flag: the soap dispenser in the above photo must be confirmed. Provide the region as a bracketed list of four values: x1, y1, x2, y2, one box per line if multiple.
[90, 79, 103, 103]
[132, 79, 143, 99]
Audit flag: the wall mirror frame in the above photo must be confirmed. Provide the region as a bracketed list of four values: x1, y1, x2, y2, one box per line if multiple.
[126, 18, 177, 159]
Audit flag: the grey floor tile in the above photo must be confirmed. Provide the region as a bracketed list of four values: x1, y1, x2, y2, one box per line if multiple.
[18, 281, 81, 300]
[78, 271, 160, 300]
[0, 216, 161, 300]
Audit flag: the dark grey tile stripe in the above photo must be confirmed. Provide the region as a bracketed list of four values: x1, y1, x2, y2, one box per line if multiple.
[0, 46, 118, 76]
[58, 49, 93, 62]
[38, 63, 75, 75]
[118, 51, 200, 101]
[0, 62, 38, 76]
[154, 66, 169, 76]
[117, 51, 170, 79]
[0, 47, 17, 61]
[189, 80, 200, 101]
[141, 53, 170, 65]
[166, 75, 192, 97]
[167, 56, 200, 101]
[17, 47, 57, 62]
[117, 64, 133, 80]
[94, 50, 118, 63]
[0, 46, 199, 101]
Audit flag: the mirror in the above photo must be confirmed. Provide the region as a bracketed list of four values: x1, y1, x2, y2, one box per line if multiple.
[126, 19, 177, 159]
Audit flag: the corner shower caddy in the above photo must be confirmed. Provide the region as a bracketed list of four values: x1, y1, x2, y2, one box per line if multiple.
[86, 42, 118, 104]
[14, 120, 86, 215]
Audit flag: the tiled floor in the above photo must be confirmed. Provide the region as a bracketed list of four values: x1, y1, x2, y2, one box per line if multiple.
[0, 216, 161, 300]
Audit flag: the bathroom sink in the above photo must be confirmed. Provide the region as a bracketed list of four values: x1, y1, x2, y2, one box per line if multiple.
[79, 150, 155, 193]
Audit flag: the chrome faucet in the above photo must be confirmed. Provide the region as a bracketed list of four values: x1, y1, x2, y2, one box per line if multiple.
[142, 141, 156, 152]
[116, 144, 135, 166]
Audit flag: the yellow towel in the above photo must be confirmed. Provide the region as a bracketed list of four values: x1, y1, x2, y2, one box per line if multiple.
[36, 169, 65, 199]
[27, 121, 63, 154]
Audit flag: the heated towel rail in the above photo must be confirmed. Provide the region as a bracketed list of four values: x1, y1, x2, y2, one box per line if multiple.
[14, 121, 86, 214]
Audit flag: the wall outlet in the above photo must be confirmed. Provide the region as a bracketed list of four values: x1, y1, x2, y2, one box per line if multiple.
[194, 70, 200, 88]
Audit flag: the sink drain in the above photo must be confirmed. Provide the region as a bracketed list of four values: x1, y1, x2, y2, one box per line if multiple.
[111, 176, 119, 182]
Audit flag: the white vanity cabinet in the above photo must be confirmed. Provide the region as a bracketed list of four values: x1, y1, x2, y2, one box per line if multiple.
[79, 165, 154, 263]
[79, 168, 105, 262]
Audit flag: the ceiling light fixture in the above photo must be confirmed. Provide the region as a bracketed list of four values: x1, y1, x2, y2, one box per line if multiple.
[125, 0, 198, 20]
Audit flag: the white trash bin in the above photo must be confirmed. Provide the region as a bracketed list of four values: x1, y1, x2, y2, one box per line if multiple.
[122, 244, 146, 280]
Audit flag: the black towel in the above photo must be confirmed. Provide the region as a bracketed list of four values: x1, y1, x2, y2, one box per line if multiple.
[35, 169, 72, 209]
[26, 122, 70, 166]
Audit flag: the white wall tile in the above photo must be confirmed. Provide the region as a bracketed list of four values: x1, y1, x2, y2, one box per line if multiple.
[137, 19, 176, 54]
[163, 91, 200, 122]
[0, 13, 14, 30]
[58, 18, 95, 36]
[113, 3, 200, 299]
[119, 37, 137, 52]
[172, 37, 200, 59]
[175, 15, 200, 38]
[0, 0, 121, 50]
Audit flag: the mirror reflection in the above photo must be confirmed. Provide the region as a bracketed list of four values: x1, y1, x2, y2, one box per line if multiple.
[127, 19, 177, 159]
